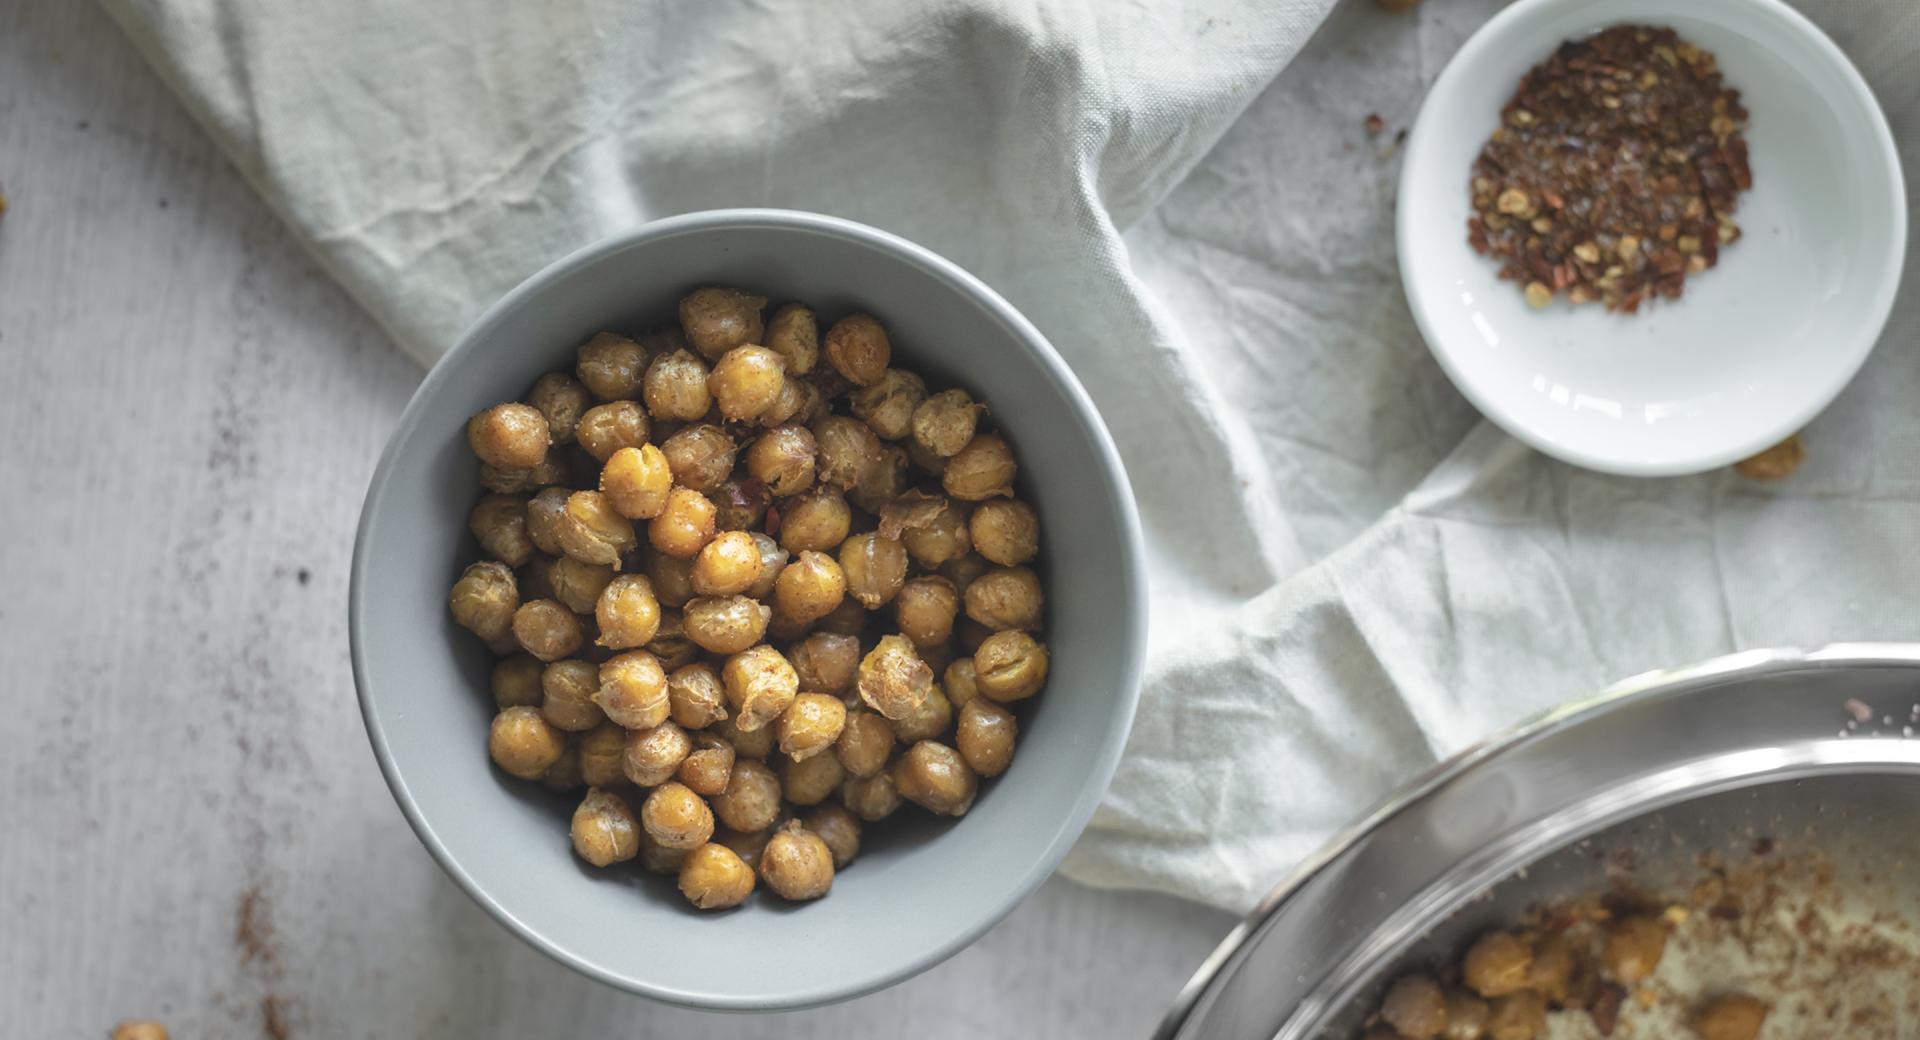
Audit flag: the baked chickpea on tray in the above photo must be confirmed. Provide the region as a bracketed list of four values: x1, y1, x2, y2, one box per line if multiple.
[452, 287, 1048, 911]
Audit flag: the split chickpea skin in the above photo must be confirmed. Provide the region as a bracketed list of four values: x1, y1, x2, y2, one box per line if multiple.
[454, 287, 1049, 911]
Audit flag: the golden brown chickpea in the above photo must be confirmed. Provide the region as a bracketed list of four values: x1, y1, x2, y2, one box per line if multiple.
[489, 705, 566, 779]
[1382, 975, 1450, 1040]
[835, 710, 896, 779]
[823, 312, 890, 386]
[492, 653, 544, 708]
[450, 560, 519, 642]
[812, 415, 884, 490]
[912, 388, 985, 458]
[1485, 992, 1546, 1040]
[555, 491, 637, 567]
[974, 629, 1049, 702]
[906, 435, 948, 478]
[1602, 916, 1668, 984]
[722, 645, 799, 731]
[574, 400, 651, 463]
[478, 457, 568, 495]
[570, 787, 640, 867]
[683, 595, 772, 656]
[894, 740, 976, 816]
[469, 494, 534, 567]
[803, 804, 861, 868]
[646, 552, 698, 609]
[746, 424, 817, 496]
[467, 402, 550, 470]
[639, 830, 691, 875]
[713, 759, 782, 832]
[578, 722, 627, 786]
[940, 553, 990, 595]
[575, 331, 648, 400]
[659, 423, 737, 495]
[678, 841, 756, 910]
[599, 444, 673, 520]
[777, 693, 848, 762]
[841, 771, 902, 822]
[678, 732, 735, 796]
[1463, 932, 1534, 998]
[663, 662, 727, 729]
[840, 532, 909, 610]
[759, 819, 835, 900]
[770, 551, 846, 625]
[680, 286, 767, 360]
[917, 639, 956, 676]
[791, 632, 861, 694]
[894, 576, 959, 648]
[542, 659, 606, 731]
[1445, 990, 1491, 1040]
[689, 530, 765, 597]
[643, 348, 713, 422]
[955, 697, 1016, 777]
[778, 485, 852, 554]
[944, 433, 1017, 501]
[641, 613, 696, 673]
[944, 657, 982, 707]
[546, 735, 588, 791]
[889, 684, 952, 744]
[782, 751, 845, 806]
[709, 345, 787, 421]
[648, 487, 717, 559]
[1528, 933, 1576, 1003]
[111, 1022, 170, 1040]
[849, 444, 910, 516]
[512, 598, 584, 661]
[641, 781, 715, 850]
[716, 715, 776, 760]
[965, 566, 1044, 631]
[969, 498, 1040, 566]
[815, 597, 869, 638]
[525, 486, 572, 555]
[547, 556, 616, 614]
[593, 573, 661, 649]
[764, 302, 819, 375]
[849, 369, 926, 440]
[593, 650, 668, 729]
[711, 477, 770, 533]
[858, 634, 933, 720]
[738, 534, 783, 599]
[622, 720, 692, 787]
[1693, 994, 1767, 1040]
[901, 499, 972, 569]
[753, 375, 816, 428]
[526, 371, 591, 444]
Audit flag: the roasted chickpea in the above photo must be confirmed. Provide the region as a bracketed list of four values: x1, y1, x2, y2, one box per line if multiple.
[469, 494, 534, 567]
[849, 444, 910, 516]
[599, 444, 672, 519]
[955, 698, 1016, 777]
[759, 820, 834, 900]
[841, 771, 901, 822]
[901, 498, 972, 569]
[1694, 995, 1767, 1040]
[716, 714, 776, 760]
[781, 750, 845, 806]
[593, 573, 661, 649]
[722, 645, 799, 731]
[835, 710, 896, 779]
[571, 787, 640, 867]
[575, 331, 648, 400]
[1485, 992, 1546, 1040]
[815, 597, 868, 637]
[111, 1023, 169, 1040]
[593, 650, 668, 728]
[912, 388, 984, 458]
[542, 659, 605, 731]
[917, 639, 956, 676]
[578, 722, 627, 786]
[547, 737, 589, 793]
[467, 402, 550, 470]
[512, 598, 584, 661]
[648, 487, 717, 559]
[1382, 975, 1449, 1040]
[713, 759, 782, 832]
[678, 732, 736, 796]
[639, 830, 691, 875]
[823, 312, 890, 386]
[804, 804, 861, 868]
[840, 532, 909, 609]
[812, 415, 883, 490]
[849, 368, 926, 440]
[492, 653, 544, 708]
[525, 486, 572, 555]
[940, 553, 990, 594]
[660, 423, 738, 495]
[858, 634, 933, 720]
[741, 533, 787, 600]
[574, 400, 650, 463]
[526, 371, 591, 445]
[791, 632, 861, 694]
[752, 376, 814, 428]
[1445, 991, 1491, 1040]
[709, 345, 787, 421]
[769, 551, 846, 625]
[944, 657, 981, 707]
[640, 781, 715, 850]
[1464, 931, 1534, 998]
[489, 705, 566, 779]
[894, 576, 959, 647]
[546, 556, 615, 614]
[680, 286, 766, 360]
[622, 720, 692, 786]
[690, 530, 766, 597]
[643, 348, 713, 422]
[906, 435, 948, 478]
[710, 477, 770, 533]
[554, 491, 637, 567]
[1602, 916, 1668, 984]
[944, 433, 1017, 500]
[778, 485, 852, 554]
[965, 565, 1043, 630]
[662, 662, 726, 729]
[969, 498, 1039, 566]
[975, 634, 1049, 703]
[678, 842, 756, 910]
[477, 457, 568, 495]
[777, 693, 848, 762]
[894, 740, 976, 816]
[746, 424, 817, 496]
[450, 560, 519, 642]
[1528, 933, 1576, 1002]
[764, 302, 818, 375]
[675, 596, 766, 657]
[889, 685, 950, 744]
[647, 552, 698, 608]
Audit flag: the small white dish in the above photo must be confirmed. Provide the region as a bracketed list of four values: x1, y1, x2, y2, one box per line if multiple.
[1398, 0, 1905, 476]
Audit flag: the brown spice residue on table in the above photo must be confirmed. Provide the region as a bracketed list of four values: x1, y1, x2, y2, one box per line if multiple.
[234, 886, 295, 1038]
[1467, 25, 1753, 313]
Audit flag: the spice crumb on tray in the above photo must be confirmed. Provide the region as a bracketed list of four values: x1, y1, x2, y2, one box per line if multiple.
[1468, 25, 1753, 313]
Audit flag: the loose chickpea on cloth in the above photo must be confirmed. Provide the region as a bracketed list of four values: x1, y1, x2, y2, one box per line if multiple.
[109, 0, 1920, 915]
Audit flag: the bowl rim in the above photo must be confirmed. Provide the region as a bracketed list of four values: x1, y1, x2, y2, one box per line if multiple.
[349, 207, 1149, 1010]
[1395, 0, 1908, 477]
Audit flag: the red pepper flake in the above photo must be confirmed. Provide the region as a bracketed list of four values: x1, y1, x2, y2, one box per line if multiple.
[1364, 112, 1386, 135]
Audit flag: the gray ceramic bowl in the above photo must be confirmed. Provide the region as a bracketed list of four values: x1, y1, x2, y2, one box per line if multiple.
[351, 209, 1145, 1010]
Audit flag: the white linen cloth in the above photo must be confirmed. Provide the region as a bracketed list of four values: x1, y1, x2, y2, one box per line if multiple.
[104, 0, 1920, 912]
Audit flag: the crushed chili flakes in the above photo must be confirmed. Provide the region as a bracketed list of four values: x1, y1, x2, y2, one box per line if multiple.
[1467, 25, 1753, 313]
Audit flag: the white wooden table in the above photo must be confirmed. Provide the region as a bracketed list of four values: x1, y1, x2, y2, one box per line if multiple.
[0, 3, 1237, 1036]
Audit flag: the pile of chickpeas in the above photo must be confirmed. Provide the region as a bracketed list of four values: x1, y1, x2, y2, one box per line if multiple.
[448, 287, 1048, 910]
